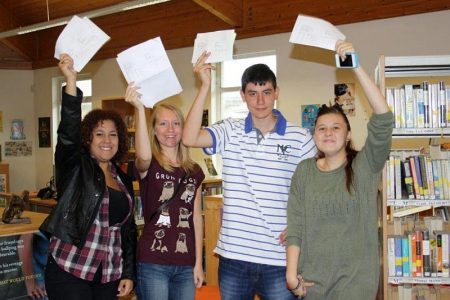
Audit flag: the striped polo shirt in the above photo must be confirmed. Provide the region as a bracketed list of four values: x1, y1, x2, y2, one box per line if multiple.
[204, 109, 316, 266]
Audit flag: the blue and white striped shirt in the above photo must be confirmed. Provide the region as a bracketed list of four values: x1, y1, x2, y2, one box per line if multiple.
[205, 109, 316, 266]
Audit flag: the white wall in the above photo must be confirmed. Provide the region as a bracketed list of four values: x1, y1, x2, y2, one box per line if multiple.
[1, 9, 450, 191]
[0, 70, 35, 192]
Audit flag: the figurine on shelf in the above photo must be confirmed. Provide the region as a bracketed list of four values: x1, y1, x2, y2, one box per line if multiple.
[1, 190, 30, 224]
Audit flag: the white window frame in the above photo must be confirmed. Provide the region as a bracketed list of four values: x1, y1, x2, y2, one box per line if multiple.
[51, 75, 92, 157]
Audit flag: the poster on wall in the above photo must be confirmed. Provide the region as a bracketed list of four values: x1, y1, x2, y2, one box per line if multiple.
[301, 104, 320, 133]
[334, 83, 355, 116]
[10, 119, 26, 140]
[5, 141, 32, 157]
[0, 232, 48, 300]
[38, 117, 51, 148]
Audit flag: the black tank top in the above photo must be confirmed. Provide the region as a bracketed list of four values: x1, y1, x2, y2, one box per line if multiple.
[108, 187, 129, 226]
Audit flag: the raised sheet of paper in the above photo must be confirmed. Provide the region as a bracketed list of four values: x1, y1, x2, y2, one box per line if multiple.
[289, 15, 345, 51]
[54, 15, 110, 72]
[192, 29, 236, 64]
[116, 37, 182, 108]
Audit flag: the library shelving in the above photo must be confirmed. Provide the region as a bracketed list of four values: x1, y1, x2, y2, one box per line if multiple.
[376, 55, 450, 299]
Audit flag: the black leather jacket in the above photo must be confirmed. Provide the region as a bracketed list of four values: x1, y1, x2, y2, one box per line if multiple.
[40, 88, 137, 282]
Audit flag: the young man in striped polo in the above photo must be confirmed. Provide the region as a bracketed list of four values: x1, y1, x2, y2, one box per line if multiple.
[183, 51, 316, 300]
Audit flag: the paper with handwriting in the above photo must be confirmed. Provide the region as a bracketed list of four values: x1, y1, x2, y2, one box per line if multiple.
[54, 15, 110, 72]
[116, 37, 182, 108]
[192, 29, 236, 64]
[289, 15, 345, 50]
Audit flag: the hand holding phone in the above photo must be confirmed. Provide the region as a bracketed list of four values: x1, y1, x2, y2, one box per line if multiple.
[335, 53, 359, 68]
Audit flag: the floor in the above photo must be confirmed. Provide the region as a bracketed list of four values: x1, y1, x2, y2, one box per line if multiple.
[120, 285, 220, 300]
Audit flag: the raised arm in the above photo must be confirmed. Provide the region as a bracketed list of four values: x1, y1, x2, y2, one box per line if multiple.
[182, 51, 214, 148]
[125, 83, 152, 177]
[58, 53, 77, 96]
[335, 41, 389, 114]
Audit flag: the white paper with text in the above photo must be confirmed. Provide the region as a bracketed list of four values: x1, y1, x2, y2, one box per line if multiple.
[289, 15, 345, 50]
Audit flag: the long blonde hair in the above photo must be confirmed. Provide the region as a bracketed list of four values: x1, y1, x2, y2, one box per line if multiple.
[150, 103, 197, 174]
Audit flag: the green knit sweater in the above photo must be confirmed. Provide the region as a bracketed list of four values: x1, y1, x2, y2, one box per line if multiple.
[286, 112, 393, 300]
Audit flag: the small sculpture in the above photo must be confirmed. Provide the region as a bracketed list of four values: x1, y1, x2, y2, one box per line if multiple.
[2, 190, 30, 224]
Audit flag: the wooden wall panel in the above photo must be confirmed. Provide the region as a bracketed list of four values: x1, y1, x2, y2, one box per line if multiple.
[1, 0, 450, 69]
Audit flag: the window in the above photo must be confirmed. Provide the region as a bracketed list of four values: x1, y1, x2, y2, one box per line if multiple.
[214, 52, 277, 121]
[52, 77, 92, 154]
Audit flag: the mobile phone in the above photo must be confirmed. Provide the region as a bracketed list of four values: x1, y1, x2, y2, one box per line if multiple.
[335, 53, 359, 68]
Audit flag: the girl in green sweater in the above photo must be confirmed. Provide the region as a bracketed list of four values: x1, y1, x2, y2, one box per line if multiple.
[286, 40, 393, 299]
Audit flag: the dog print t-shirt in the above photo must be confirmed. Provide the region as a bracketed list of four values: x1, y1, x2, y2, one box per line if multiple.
[137, 158, 205, 266]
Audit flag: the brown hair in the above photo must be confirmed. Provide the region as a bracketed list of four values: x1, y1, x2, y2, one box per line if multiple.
[81, 109, 128, 163]
[314, 104, 358, 193]
[150, 103, 197, 174]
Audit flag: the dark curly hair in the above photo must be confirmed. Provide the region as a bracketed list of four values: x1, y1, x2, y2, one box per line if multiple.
[81, 109, 128, 163]
[314, 103, 357, 194]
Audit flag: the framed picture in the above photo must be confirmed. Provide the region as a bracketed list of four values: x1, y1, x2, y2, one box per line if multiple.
[334, 83, 355, 116]
[11, 119, 25, 140]
[301, 104, 320, 133]
[38, 117, 51, 148]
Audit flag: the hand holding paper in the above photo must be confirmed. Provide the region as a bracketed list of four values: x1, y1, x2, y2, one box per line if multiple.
[289, 15, 345, 51]
[54, 15, 110, 72]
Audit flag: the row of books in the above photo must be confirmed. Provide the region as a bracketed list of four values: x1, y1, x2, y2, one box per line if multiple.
[386, 81, 450, 129]
[387, 155, 450, 201]
[128, 136, 135, 151]
[388, 229, 450, 278]
[388, 285, 450, 300]
[124, 115, 135, 130]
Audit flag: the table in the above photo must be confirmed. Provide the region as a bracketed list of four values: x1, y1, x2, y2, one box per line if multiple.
[0, 207, 47, 236]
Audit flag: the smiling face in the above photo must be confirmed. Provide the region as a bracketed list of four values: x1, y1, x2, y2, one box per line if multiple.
[89, 119, 119, 163]
[241, 81, 279, 121]
[154, 108, 182, 150]
[313, 113, 351, 157]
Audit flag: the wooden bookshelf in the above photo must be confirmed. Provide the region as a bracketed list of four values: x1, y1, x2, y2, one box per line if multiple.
[204, 195, 222, 286]
[101, 97, 152, 161]
[376, 55, 450, 299]
[0, 163, 10, 193]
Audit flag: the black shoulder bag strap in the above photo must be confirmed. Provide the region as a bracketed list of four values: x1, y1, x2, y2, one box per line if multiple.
[148, 172, 187, 222]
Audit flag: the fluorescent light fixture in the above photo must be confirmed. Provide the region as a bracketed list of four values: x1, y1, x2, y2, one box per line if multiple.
[0, 0, 170, 39]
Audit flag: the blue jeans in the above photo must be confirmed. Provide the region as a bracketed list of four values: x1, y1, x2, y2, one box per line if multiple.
[219, 256, 296, 300]
[136, 262, 195, 300]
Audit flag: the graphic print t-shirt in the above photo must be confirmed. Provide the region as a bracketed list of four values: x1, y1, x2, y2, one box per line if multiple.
[137, 158, 205, 266]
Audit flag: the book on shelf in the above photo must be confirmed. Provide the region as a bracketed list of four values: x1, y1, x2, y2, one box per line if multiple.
[401, 159, 415, 199]
[418, 156, 429, 199]
[395, 235, 403, 277]
[423, 229, 431, 277]
[402, 235, 410, 277]
[415, 229, 423, 277]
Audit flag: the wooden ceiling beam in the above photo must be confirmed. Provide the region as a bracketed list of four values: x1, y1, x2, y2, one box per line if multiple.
[191, 0, 242, 27]
[0, 2, 35, 61]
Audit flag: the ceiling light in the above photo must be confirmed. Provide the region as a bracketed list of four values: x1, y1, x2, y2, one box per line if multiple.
[0, 0, 170, 39]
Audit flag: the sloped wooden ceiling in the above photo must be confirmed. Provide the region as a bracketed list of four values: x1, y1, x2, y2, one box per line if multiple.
[0, 0, 449, 70]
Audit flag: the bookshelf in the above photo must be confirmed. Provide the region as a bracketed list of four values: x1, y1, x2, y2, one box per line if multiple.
[0, 163, 9, 193]
[376, 55, 450, 299]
